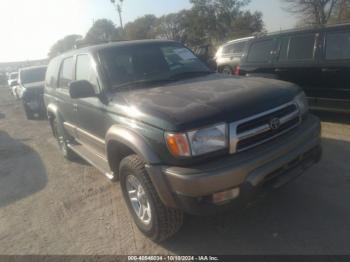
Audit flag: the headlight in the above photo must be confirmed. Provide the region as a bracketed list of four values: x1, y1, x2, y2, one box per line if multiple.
[294, 92, 309, 115]
[166, 123, 228, 157]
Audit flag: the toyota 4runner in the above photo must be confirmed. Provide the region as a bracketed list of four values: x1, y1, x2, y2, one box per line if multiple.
[44, 40, 322, 242]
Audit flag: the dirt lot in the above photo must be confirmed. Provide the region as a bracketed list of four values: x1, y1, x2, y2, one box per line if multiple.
[0, 86, 350, 255]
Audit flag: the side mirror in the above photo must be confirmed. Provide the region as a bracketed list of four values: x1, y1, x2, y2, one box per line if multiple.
[69, 80, 96, 99]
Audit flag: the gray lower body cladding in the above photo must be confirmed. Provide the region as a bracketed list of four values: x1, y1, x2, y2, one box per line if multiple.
[146, 114, 322, 215]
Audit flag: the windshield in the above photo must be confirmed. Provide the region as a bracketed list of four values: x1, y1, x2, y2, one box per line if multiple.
[20, 67, 47, 84]
[10, 73, 18, 80]
[99, 43, 211, 89]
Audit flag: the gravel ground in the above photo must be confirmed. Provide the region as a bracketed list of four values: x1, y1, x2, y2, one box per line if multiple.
[0, 87, 349, 255]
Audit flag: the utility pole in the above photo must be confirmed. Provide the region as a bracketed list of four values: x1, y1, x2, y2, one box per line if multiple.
[110, 0, 124, 29]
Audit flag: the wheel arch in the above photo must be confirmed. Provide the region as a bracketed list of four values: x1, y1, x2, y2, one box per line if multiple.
[105, 125, 161, 173]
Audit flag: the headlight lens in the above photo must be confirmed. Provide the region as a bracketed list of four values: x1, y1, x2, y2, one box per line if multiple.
[294, 92, 309, 115]
[188, 124, 227, 156]
[166, 124, 228, 157]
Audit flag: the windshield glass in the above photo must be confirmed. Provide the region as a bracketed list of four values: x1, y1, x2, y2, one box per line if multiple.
[99, 43, 210, 89]
[20, 67, 47, 84]
[10, 73, 18, 80]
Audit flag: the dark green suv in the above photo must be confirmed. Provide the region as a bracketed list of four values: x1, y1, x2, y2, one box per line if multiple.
[44, 40, 322, 242]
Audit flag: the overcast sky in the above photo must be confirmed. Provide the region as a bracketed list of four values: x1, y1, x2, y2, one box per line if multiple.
[0, 0, 297, 62]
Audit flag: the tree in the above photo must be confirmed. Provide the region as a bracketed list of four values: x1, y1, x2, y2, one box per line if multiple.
[124, 15, 158, 40]
[85, 19, 118, 45]
[183, 0, 264, 46]
[331, 0, 350, 23]
[156, 11, 188, 42]
[48, 34, 82, 58]
[282, 0, 340, 26]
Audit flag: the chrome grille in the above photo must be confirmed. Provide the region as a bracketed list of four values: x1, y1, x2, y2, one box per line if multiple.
[229, 102, 301, 154]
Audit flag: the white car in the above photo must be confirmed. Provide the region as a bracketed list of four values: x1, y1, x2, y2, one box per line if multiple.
[7, 72, 18, 87]
[11, 84, 20, 99]
[215, 36, 254, 75]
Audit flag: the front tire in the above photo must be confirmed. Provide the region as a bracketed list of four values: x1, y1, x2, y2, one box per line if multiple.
[119, 155, 183, 242]
[51, 118, 76, 160]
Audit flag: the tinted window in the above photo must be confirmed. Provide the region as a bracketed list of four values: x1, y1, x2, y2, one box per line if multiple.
[222, 41, 246, 55]
[222, 44, 234, 54]
[232, 41, 246, 53]
[326, 31, 350, 60]
[247, 39, 275, 63]
[76, 55, 98, 86]
[99, 44, 209, 88]
[278, 37, 289, 61]
[10, 73, 18, 80]
[58, 57, 74, 89]
[20, 67, 47, 84]
[288, 34, 315, 60]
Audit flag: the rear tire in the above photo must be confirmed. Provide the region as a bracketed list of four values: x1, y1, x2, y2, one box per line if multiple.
[119, 155, 183, 242]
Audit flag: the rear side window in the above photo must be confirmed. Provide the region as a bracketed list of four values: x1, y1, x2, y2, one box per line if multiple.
[325, 31, 350, 60]
[222, 41, 246, 55]
[247, 39, 275, 63]
[45, 58, 60, 89]
[58, 57, 74, 89]
[288, 34, 315, 60]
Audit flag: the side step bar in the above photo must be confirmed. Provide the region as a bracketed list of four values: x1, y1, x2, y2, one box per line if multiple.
[68, 143, 115, 180]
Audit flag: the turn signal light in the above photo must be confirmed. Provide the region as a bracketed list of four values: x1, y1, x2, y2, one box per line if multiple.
[165, 133, 191, 157]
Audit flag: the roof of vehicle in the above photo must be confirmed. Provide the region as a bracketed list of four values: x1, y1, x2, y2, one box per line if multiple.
[225, 36, 255, 45]
[256, 23, 350, 40]
[56, 39, 180, 59]
[19, 65, 47, 72]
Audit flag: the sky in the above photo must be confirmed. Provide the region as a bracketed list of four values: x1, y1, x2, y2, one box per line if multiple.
[0, 0, 297, 62]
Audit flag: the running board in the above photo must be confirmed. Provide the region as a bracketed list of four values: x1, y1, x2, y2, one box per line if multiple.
[68, 144, 115, 180]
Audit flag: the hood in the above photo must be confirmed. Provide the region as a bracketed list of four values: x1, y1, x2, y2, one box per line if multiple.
[22, 81, 45, 90]
[109, 73, 301, 131]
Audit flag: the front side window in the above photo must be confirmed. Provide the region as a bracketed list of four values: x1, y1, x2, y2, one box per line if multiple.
[10, 73, 18, 80]
[247, 39, 275, 63]
[99, 44, 210, 89]
[20, 67, 47, 84]
[76, 54, 98, 86]
[326, 31, 350, 60]
[58, 57, 74, 89]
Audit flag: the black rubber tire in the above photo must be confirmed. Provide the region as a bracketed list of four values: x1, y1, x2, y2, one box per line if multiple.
[52, 117, 76, 161]
[119, 155, 183, 242]
[23, 103, 35, 120]
[222, 66, 233, 75]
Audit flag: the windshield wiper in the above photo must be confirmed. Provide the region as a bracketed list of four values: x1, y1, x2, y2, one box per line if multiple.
[168, 71, 213, 81]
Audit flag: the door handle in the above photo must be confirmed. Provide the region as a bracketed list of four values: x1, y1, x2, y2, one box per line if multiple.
[322, 68, 340, 73]
[73, 104, 78, 112]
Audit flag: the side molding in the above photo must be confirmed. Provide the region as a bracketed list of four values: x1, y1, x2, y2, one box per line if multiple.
[105, 125, 161, 165]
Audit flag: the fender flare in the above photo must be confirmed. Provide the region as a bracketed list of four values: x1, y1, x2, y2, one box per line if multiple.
[105, 125, 161, 165]
[46, 103, 60, 120]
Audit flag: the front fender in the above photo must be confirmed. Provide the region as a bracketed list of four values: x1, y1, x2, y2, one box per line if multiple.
[105, 125, 161, 165]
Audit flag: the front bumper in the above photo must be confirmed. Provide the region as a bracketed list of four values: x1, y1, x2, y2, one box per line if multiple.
[146, 114, 322, 215]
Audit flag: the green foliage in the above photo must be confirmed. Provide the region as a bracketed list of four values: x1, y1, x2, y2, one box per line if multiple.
[85, 19, 119, 44]
[124, 15, 158, 40]
[48, 34, 82, 58]
[48, 0, 265, 56]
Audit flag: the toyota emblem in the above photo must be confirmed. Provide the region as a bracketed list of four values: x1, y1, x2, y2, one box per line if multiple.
[270, 118, 281, 130]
